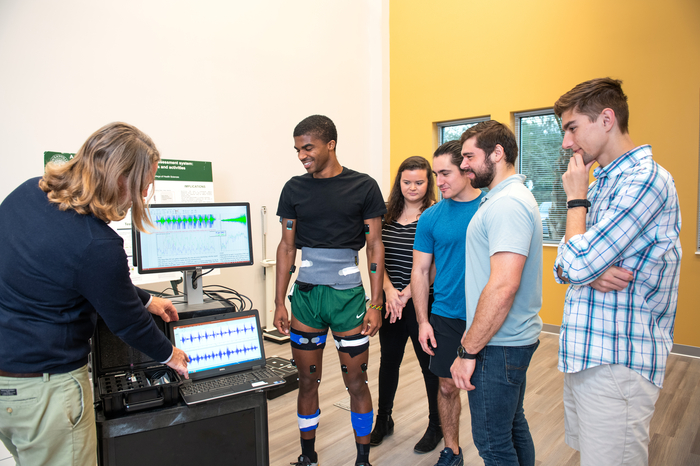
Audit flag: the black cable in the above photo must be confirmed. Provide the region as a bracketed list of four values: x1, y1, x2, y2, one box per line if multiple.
[203, 284, 253, 311]
[150, 369, 169, 379]
[151, 282, 252, 310]
[191, 269, 198, 290]
[203, 291, 239, 311]
[206, 285, 251, 309]
[153, 287, 188, 304]
[205, 289, 243, 311]
[155, 287, 175, 297]
[190, 268, 214, 290]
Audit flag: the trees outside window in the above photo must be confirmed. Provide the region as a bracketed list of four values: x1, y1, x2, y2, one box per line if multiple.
[515, 110, 571, 243]
[437, 117, 489, 144]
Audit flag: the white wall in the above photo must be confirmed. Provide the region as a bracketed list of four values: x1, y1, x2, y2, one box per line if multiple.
[0, 0, 389, 326]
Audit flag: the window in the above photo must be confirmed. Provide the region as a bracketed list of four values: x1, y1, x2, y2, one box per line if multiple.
[437, 117, 490, 144]
[515, 110, 571, 244]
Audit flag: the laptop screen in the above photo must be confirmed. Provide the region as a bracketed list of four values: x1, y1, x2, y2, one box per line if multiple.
[169, 310, 266, 380]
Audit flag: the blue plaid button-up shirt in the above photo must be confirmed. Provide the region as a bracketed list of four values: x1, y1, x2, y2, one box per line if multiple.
[554, 145, 681, 388]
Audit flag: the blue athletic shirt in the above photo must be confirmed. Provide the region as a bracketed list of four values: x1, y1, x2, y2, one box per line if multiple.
[413, 193, 484, 320]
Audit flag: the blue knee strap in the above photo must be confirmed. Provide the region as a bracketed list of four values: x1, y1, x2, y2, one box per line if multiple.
[298, 409, 321, 432]
[290, 328, 328, 350]
[351, 409, 373, 437]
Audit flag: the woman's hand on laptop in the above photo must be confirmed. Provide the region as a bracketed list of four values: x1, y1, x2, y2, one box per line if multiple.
[167, 347, 191, 379]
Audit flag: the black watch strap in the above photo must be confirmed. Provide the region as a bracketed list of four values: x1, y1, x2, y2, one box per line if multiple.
[457, 345, 477, 360]
[567, 199, 591, 212]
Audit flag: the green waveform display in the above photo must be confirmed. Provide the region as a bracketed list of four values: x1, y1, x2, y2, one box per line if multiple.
[155, 214, 216, 229]
[222, 215, 247, 225]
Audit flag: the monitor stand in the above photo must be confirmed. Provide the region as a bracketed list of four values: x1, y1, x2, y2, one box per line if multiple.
[183, 268, 203, 305]
[174, 268, 236, 318]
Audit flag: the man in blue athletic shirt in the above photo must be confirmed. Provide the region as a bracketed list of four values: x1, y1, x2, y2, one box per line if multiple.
[274, 115, 386, 466]
[412, 140, 484, 466]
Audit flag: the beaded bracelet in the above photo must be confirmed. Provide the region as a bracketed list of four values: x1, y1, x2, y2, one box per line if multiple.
[369, 303, 384, 311]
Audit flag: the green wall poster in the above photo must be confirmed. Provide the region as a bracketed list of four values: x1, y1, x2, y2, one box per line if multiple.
[153, 160, 214, 204]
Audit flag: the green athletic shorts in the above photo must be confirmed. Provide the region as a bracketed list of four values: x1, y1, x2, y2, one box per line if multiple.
[290, 282, 366, 333]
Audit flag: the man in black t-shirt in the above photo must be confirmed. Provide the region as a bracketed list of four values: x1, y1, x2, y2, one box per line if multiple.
[274, 115, 386, 466]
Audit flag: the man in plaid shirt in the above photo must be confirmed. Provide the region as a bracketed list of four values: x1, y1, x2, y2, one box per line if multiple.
[553, 77, 681, 466]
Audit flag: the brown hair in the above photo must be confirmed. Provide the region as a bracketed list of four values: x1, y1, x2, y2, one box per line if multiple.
[39, 122, 160, 232]
[385, 156, 436, 225]
[554, 77, 630, 134]
[460, 120, 518, 166]
[433, 140, 466, 173]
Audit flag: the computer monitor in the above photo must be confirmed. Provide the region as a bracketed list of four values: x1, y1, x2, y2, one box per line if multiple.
[133, 203, 254, 304]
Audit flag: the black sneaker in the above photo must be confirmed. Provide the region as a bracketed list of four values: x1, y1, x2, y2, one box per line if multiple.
[291, 455, 318, 466]
[434, 447, 463, 466]
[355, 463, 372, 466]
[414, 425, 443, 453]
[369, 415, 394, 446]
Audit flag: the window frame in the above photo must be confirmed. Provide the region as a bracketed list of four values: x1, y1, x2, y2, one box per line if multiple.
[514, 108, 570, 246]
[437, 116, 490, 145]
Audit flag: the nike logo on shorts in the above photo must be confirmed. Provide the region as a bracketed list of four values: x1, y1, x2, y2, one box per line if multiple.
[356, 312, 365, 319]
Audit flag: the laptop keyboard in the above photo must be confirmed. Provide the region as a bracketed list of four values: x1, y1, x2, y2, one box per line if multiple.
[181, 368, 278, 396]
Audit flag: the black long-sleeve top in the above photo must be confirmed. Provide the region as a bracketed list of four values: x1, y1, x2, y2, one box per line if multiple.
[0, 177, 172, 374]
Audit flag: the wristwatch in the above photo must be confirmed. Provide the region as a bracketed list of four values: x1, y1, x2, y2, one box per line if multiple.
[457, 345, 477, 360]
[567, 199, 591, 213]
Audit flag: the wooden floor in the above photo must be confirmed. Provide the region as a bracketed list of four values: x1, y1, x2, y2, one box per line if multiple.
[264, 332, 700, 466]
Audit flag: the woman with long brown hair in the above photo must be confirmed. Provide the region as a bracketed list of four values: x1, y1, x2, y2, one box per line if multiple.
[370, 156, 442, 453]
[0, 122, 189, 466]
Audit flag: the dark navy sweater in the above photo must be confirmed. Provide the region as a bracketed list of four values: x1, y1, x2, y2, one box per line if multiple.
[0, 177, 172, 373]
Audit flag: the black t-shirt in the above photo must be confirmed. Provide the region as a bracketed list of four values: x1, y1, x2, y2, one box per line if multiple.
[277, 167, 386, 250]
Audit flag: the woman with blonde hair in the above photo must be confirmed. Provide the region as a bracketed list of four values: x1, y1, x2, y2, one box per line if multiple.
[0, 122, 189, 466]
[370, 156, 442, 453]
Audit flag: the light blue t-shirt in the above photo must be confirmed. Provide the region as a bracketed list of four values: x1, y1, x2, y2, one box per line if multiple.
[465, 174, 543, 346]
[414, 193, 484, 320]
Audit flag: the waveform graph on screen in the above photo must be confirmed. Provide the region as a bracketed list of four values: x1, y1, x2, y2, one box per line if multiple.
[155, 212, 216, 230]
[155, 230, 220, 259]
[219, 212, 251, 262]
[174, 317, 262, 372]
[145, 205, 252, 269]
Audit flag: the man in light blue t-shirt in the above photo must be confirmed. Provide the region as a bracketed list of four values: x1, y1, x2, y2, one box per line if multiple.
[412, 140, 483, 466]
[452, 120, 543, 466]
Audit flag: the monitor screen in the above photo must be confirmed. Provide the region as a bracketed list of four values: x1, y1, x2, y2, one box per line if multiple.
[134, 203, 254, 274]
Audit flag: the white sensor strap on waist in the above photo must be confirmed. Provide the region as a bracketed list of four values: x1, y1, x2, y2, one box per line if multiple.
[338, 266, 360, 276]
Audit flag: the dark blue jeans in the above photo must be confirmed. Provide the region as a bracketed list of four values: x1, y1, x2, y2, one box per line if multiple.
[467, 341, 540, 466]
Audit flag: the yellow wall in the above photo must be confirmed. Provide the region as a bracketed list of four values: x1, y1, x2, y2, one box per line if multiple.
[390, 0, 700, 346]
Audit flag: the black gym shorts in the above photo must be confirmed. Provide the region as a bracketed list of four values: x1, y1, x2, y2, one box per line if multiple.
[428, 314, 467, 378]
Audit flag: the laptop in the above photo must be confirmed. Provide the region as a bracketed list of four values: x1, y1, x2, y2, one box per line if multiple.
[169, 309, 285, 405]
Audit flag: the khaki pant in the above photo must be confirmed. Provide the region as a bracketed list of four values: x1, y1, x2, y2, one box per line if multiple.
[0, 365, 96, 466]
[564, 364, 660, 466]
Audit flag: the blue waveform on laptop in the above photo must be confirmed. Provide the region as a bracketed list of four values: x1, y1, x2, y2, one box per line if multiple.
[187, 345, 261, 365]
[179, 324, 257, 345]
